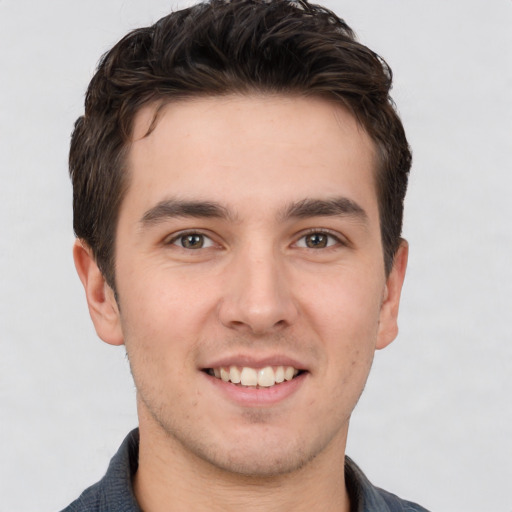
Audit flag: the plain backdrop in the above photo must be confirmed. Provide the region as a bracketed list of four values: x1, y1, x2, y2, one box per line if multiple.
[1, 1, 511, 511]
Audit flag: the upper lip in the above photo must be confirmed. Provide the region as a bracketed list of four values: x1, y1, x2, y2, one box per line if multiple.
[202, 354, 308, 371]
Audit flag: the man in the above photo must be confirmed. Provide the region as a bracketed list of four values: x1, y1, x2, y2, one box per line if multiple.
[63, 0, 428, 510]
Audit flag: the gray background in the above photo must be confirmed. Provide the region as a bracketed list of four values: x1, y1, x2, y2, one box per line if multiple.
[1, 1, 511, 511]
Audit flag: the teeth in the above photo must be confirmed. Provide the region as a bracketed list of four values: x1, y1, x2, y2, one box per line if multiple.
[210, 365, 300, 387]
[275, 366, 285, 383]
[229, 365, 241, 384]
[284, 366, 295, 381]
[258, 366, 275, 387]
[240, 367, 258, 386]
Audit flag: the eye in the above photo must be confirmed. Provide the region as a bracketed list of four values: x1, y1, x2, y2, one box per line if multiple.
[169, 232, 215, 249]
[295, 231, 340, 249]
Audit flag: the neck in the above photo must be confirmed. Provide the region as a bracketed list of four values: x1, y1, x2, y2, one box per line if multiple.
[133, 414, 351, 512]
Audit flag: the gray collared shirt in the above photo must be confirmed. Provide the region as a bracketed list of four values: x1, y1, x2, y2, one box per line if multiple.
[61, 429, 430, 512]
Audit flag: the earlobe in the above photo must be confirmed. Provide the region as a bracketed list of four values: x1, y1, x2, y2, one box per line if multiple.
[73, 240, 124, 346]
[376, 240, 409, 350]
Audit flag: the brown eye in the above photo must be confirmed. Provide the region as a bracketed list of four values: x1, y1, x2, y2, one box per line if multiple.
[172, 233, 214, 249]
[296, 232, 339, 249]
[181, 234, 204, 248]
[305, 233, 328, 248]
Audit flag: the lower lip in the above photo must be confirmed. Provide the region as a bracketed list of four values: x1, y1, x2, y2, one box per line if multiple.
[202, 371, 307, 407]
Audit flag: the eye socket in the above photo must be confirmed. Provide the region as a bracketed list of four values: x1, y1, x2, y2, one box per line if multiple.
[169, 232, 215, 250]
[295, 231, 340, 249]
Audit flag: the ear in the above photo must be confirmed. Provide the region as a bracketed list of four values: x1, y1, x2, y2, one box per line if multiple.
[376, 240, 409, 350]
[73, 239, 124, 346]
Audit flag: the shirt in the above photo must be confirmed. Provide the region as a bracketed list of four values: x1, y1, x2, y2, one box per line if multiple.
[61, 429, 430, 512]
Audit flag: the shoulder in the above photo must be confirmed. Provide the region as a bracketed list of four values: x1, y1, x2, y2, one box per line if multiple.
[345, 456, 430, 512]
[59, 481, 103, 512]
[59, 429, 141, 512]
[373, 486, 430, 512]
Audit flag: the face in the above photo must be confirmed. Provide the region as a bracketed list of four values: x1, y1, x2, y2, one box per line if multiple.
[79, 95, 407, 477]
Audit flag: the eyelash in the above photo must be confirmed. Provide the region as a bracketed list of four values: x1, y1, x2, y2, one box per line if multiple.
[294, 229, 345, 249]
[164, 228, 346, 251]
[165, 230, 216, 249]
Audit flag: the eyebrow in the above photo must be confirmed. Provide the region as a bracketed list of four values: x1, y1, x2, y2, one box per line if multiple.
[139, 196, 367, 227]
[279, 197, 368, 223]
[140, 199, 235, 226]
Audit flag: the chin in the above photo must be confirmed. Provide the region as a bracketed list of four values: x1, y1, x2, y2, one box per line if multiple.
[174, 421, 338, 479]
[197, 442, 313, 478]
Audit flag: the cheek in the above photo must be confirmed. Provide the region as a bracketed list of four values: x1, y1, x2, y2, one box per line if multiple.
[301, 271, 384, 341]
[299, 270, 383, 394]
[117, 268, 219, 365]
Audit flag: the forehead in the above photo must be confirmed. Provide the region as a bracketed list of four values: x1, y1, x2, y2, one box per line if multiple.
[125, 94, 378, 221]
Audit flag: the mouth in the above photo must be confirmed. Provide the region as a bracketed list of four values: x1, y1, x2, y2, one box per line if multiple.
[204, 365, 305, 388]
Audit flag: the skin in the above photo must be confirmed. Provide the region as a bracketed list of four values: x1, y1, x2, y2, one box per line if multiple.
[74, 94, 408, 512]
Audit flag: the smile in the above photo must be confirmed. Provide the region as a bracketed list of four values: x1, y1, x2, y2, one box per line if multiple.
[206, 366, 301, 388]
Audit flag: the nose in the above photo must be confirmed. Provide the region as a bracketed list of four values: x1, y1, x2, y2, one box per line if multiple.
[218, 245, 299, 335]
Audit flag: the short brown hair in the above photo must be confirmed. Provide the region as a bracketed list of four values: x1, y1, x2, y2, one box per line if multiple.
[70, 0, 411, 288]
